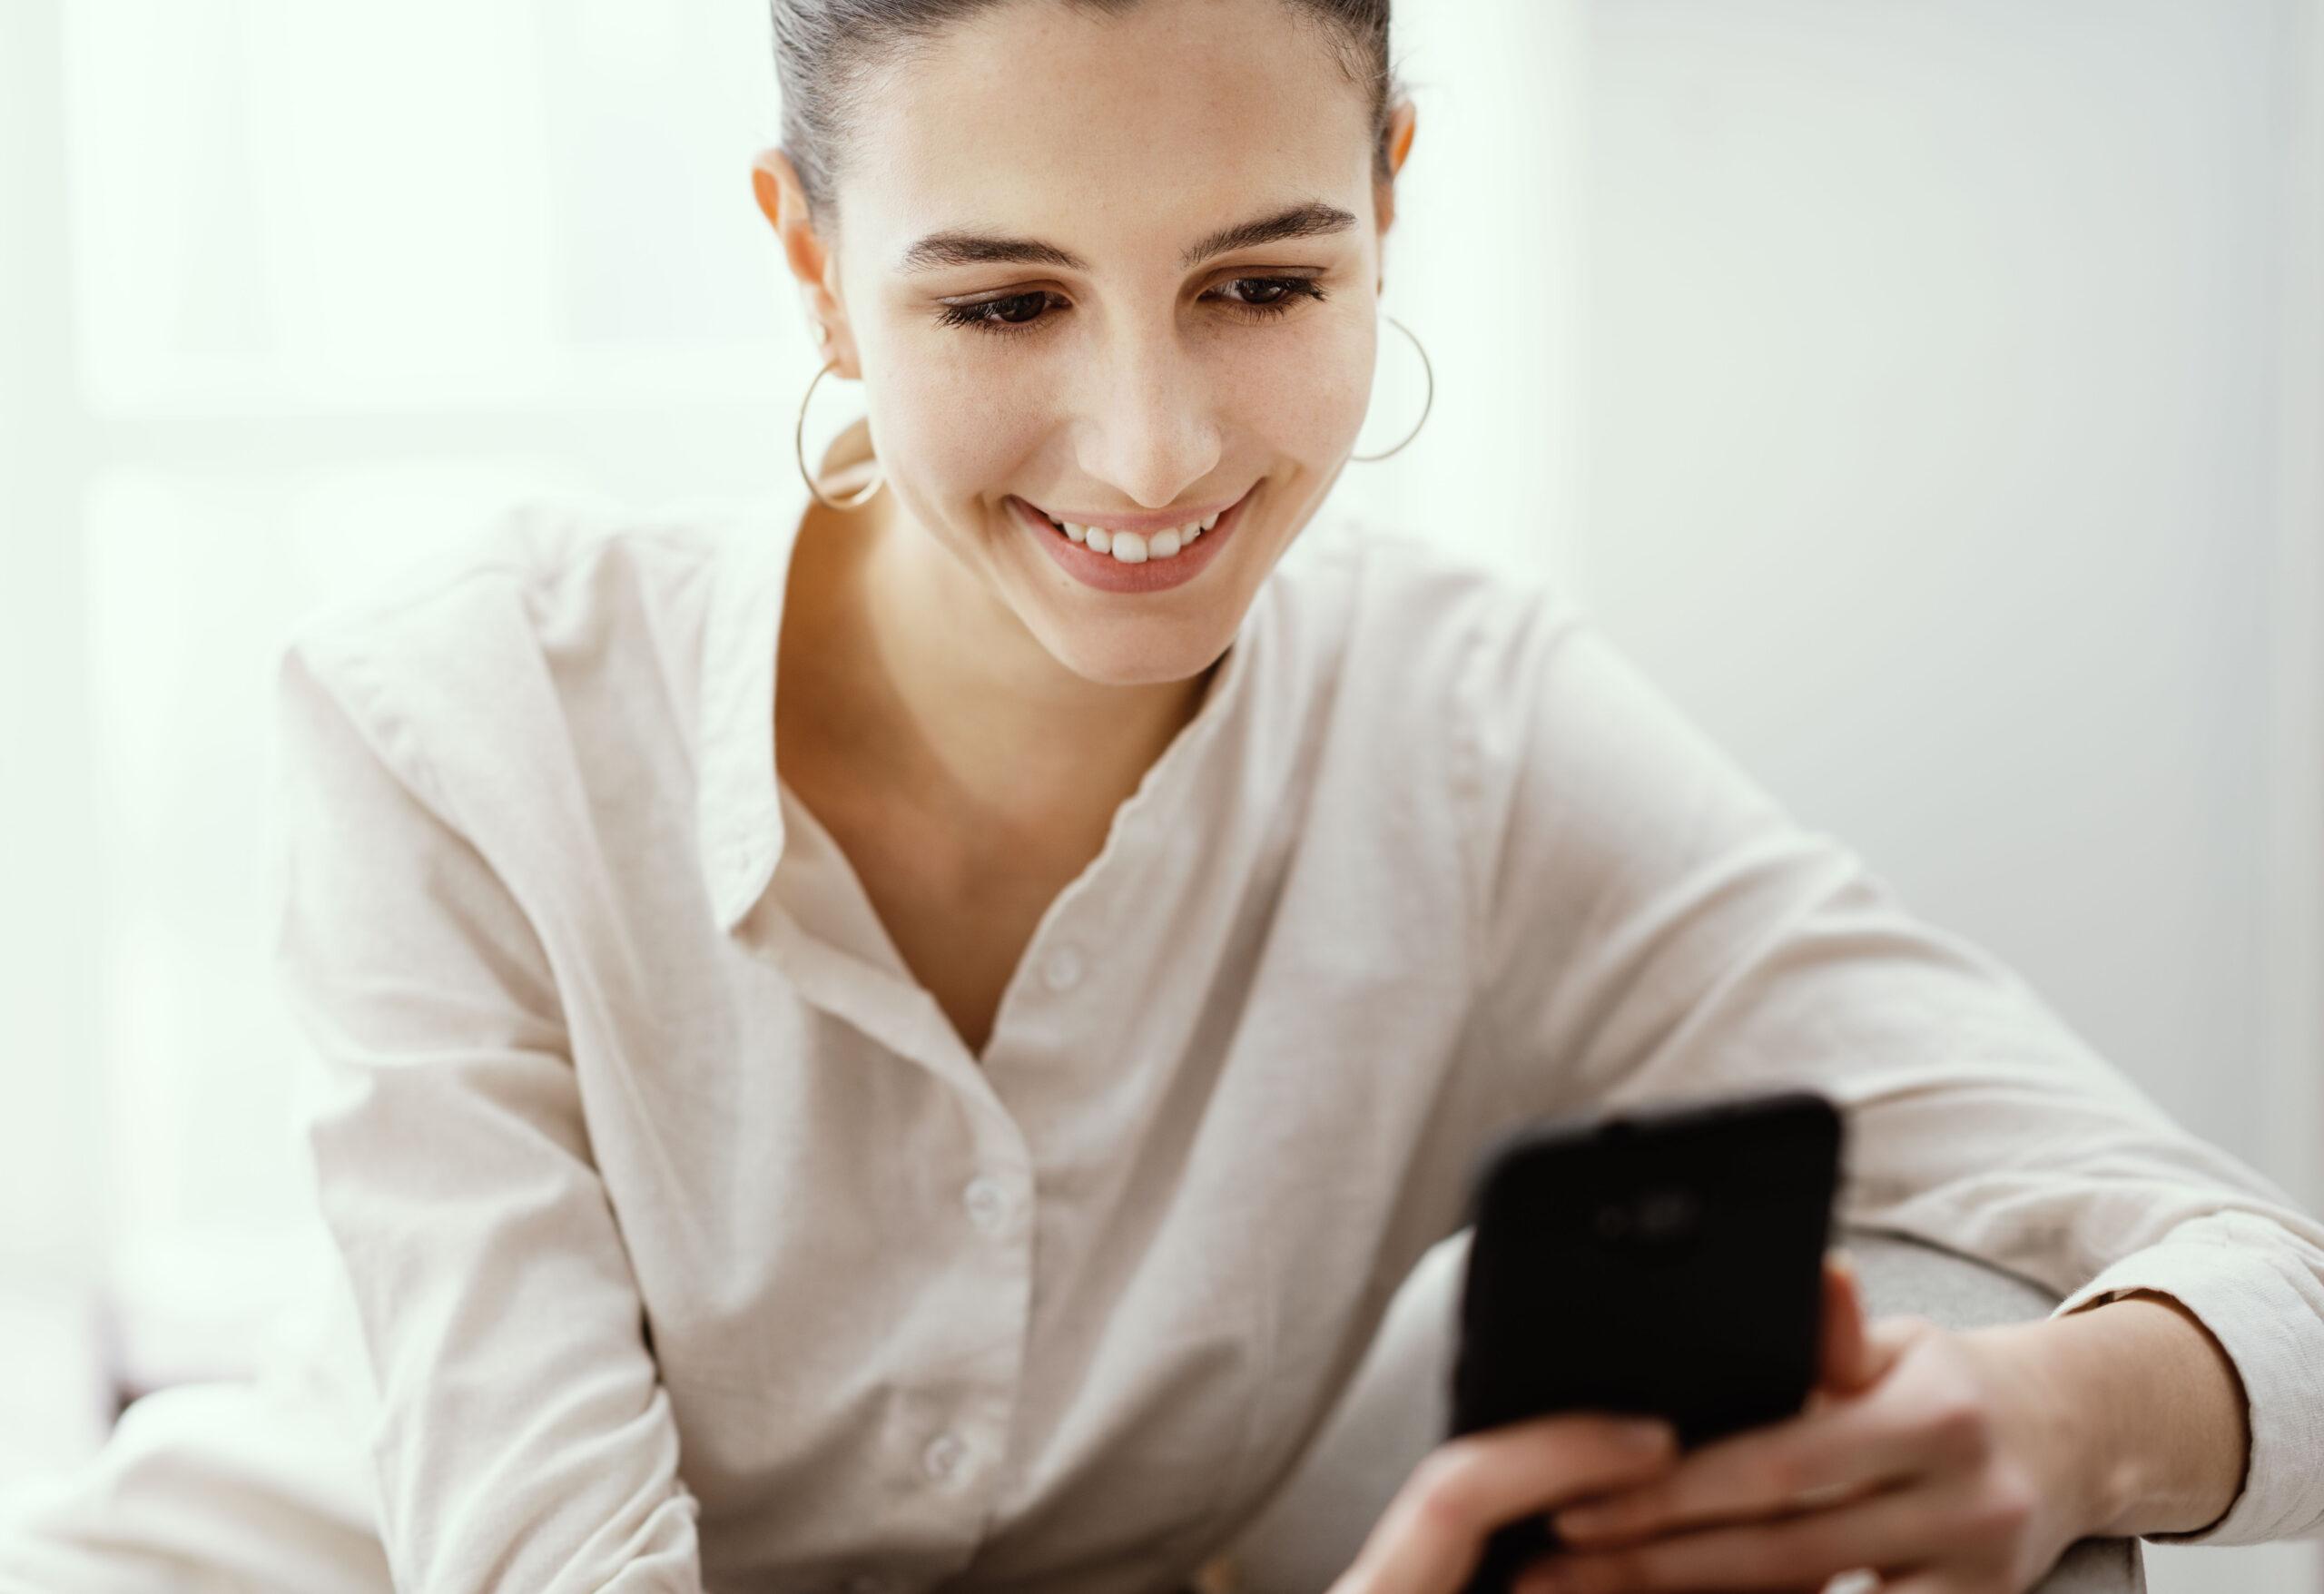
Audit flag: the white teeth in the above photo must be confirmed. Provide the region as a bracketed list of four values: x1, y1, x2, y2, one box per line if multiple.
[1037, 504, 1229, 563]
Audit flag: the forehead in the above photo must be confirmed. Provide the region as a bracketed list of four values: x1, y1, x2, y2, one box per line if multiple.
[842, 0, 1375, 264]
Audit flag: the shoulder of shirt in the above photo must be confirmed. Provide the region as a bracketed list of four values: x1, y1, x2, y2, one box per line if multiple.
[1277, 502, 1592, 667]
[276, 487, 763, 688]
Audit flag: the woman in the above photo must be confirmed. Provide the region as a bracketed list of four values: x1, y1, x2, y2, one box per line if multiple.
[5, 1, 2322, 1591]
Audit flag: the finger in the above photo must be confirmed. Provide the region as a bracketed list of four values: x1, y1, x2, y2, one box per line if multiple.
[1806, 1307, 1928, 1422]
[1342, 1415, 1679, 1594]
[1865, 1309, 1935, 1375]
[1517, 1473, 1978, 1592]
[1817, 1251, 1875, 1394]
[1519, 1564, 1834, 1594]
[1864, 1573, 1952, 1594]
[1547, 1361, 1941, 1547]
[1519, 1555, 1842, 1594]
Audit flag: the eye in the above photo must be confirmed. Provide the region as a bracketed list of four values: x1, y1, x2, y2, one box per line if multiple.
[934, 290, 1056, 334]
[932, 276, 1330, 339]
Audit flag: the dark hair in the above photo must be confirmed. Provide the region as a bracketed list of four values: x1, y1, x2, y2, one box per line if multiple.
[770, 0, 1406, 248]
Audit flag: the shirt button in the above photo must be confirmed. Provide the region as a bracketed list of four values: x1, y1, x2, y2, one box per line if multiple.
[1041, 943, 1085, 991]
[962, 1176, 1009, 1234]
[921, 1431, 969, 1482]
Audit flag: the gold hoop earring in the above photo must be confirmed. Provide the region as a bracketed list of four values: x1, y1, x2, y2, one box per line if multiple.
[1350, 310, 1433, 463]
[794, 355, 887, 511]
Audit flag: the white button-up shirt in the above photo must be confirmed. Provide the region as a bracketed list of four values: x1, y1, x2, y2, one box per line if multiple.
[261, 470, 2324, 1593]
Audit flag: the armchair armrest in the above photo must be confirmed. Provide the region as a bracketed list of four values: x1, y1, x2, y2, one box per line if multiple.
[1214, 1225, 2145, 1593]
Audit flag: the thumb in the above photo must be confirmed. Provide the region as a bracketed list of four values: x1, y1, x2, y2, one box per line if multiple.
[1816, 1249, 1880, 1394]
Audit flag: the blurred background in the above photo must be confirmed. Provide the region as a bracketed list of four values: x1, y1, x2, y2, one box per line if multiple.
[0, 1, 2318, 1589]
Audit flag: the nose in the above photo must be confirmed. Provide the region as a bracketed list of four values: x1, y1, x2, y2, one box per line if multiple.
[1071, 320, 1226, 511]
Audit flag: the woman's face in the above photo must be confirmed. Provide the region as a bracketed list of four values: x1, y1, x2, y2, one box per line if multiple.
[756, 0, 1413, 689]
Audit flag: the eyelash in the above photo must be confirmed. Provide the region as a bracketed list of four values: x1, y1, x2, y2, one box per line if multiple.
[933, 277, 1330, 339]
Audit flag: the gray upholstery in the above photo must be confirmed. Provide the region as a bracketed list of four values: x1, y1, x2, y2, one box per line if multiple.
[1217, 1225, 2144, 1592]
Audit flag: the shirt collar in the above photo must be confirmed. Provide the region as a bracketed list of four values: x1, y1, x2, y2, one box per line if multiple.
[694, 469, 806, 933]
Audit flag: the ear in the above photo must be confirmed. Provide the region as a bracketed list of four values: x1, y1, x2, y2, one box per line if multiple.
[752, 146, 860, 378]
[1372, 99, 1417, 290]
[1385, 97, 1417, 181]
[1374, 99, 1417, 231]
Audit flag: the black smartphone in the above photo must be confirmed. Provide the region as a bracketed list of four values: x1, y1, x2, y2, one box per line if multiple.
[1445, 1087, 1846, 1594]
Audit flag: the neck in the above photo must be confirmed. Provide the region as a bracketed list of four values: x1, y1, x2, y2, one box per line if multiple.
[788, 479, 1217, 851]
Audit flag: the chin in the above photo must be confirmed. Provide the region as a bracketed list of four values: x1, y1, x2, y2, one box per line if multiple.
[1033, 614, 1236, 691]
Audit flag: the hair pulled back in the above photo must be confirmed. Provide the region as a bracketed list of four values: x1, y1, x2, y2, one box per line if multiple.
[770, 0, 1405, 245]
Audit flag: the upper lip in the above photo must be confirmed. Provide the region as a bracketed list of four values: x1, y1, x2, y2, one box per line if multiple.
[1018, 486, 1248, 535]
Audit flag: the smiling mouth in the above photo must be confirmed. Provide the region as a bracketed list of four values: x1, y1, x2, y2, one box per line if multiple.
[1015, 487, 1251, 563]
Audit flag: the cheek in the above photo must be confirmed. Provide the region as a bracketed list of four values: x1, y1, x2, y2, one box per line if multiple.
[1255, 320, 1375, 453]
[1209, 316, 1375, 452]
[864, 356, 1049, 486]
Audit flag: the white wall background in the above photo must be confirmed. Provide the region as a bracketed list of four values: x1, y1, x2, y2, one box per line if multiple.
[1, 1, 2317, 1589]
[1380, 2, 2324, 1589]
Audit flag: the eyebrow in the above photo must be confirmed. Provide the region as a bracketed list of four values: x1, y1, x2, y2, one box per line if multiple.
[896, 198, 1361, 276]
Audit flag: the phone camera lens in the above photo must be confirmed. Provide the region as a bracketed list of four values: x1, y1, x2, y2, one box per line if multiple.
[1636, 1187, 1699, 1241]
[1594, 1189, 1699, 1246]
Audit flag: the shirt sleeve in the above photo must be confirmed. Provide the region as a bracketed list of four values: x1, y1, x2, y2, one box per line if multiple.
[270, 632, 708, 1591]
[1459, 592, 2324, 1547]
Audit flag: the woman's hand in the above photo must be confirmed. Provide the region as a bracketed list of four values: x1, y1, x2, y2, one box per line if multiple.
[1324, 1409, 1684, 1594]
[1509, 1255, 2105, 1594]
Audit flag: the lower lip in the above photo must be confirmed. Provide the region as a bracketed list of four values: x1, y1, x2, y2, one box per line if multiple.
[1013, 487, 1252, 594]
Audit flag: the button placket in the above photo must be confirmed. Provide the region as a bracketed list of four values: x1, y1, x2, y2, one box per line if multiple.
[1040, 942, 1085, 992]
[921, 1430, 969, 1483]
[962, 1175, 1010, 1235]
